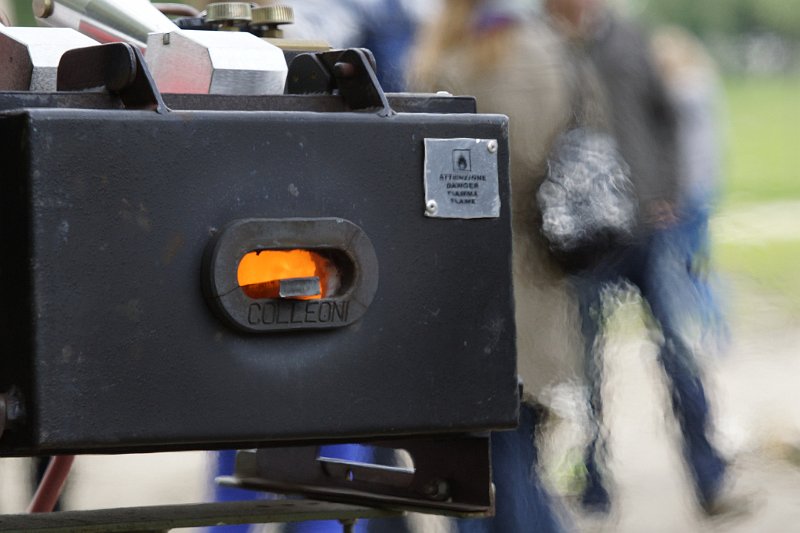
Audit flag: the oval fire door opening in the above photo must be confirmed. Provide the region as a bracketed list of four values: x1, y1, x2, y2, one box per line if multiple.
[204, 218, 379, 333]
[237, 250, 340, 300]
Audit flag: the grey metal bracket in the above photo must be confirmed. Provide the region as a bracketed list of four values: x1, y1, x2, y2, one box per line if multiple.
[220, 435, 494, 516]
[286, 48, 394, 117]
[57, 43, 167, 113]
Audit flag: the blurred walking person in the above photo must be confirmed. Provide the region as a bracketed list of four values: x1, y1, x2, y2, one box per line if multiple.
[651, 26, 729, 355]
[409, 0, 588, 531]
[545, 0, 730, 515]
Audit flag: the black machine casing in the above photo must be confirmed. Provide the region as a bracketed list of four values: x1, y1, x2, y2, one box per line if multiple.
[0, 87, 517, 456]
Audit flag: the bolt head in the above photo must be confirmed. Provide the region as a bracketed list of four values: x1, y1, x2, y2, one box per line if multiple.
[333, 62, 357, 79]
[422, 479, 450, 500]
[487, 140, 498, 154]
[33, 0, 54, 18]
[425, 200, 438, 215]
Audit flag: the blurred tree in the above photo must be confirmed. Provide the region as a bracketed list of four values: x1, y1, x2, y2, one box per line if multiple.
[635, 0, 799, 39]
[755, 0, 800, 39]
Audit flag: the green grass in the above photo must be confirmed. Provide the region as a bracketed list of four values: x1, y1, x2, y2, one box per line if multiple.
[715, 239, 800, 314]
[721, 76, 800, 207]
[714, 76, 800, 315]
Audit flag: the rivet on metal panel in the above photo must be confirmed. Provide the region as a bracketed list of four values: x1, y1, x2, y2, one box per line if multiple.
[425, 200, 438, 216]
[487, 140, 498, 153]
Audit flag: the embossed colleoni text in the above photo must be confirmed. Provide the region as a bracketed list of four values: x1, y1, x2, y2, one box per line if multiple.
[247, 300, 349, 326]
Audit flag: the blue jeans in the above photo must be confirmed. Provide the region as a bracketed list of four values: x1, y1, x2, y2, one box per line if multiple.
[571, 228, 726, 509]
[676, 200, 728, 351]
[457, 403, 567, 533]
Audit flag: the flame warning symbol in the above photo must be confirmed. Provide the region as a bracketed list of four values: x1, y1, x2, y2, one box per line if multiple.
[453, 149, 471, 172]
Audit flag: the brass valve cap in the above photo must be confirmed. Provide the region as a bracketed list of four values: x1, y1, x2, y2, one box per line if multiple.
[206, 2, 253, 23]
[252, 5, 295, 26]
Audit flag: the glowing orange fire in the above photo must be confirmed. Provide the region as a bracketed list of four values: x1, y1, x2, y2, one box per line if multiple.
[237, 250, 331, 300]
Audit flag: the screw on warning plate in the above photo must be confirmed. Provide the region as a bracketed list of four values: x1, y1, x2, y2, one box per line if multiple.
[425, 200, 438, 215]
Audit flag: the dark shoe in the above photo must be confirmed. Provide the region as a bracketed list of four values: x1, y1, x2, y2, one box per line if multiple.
[580, 477, 611, 514]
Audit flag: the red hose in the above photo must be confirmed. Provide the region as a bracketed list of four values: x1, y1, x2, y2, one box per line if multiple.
[28, 455, 75, 513]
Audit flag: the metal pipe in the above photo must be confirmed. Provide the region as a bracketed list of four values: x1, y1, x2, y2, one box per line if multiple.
[33, 0, 288, 95]
[34, 0, 178, 49]
[153, 3, 201, 18]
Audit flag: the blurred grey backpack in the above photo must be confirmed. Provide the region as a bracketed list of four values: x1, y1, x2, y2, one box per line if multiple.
[537, 54, 638, 270]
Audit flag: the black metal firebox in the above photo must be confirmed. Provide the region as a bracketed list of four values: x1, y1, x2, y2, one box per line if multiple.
[0, 45, 518, 459]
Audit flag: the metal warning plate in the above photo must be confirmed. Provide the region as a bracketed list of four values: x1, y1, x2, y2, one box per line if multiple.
[423, 138, 500, 219]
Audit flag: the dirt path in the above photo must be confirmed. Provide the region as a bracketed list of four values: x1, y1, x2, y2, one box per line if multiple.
[557, 279, 800, 533]
[713, 200, 800, 244]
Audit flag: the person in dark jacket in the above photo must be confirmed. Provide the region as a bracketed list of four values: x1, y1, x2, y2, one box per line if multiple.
[545, 0, 729, 516]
